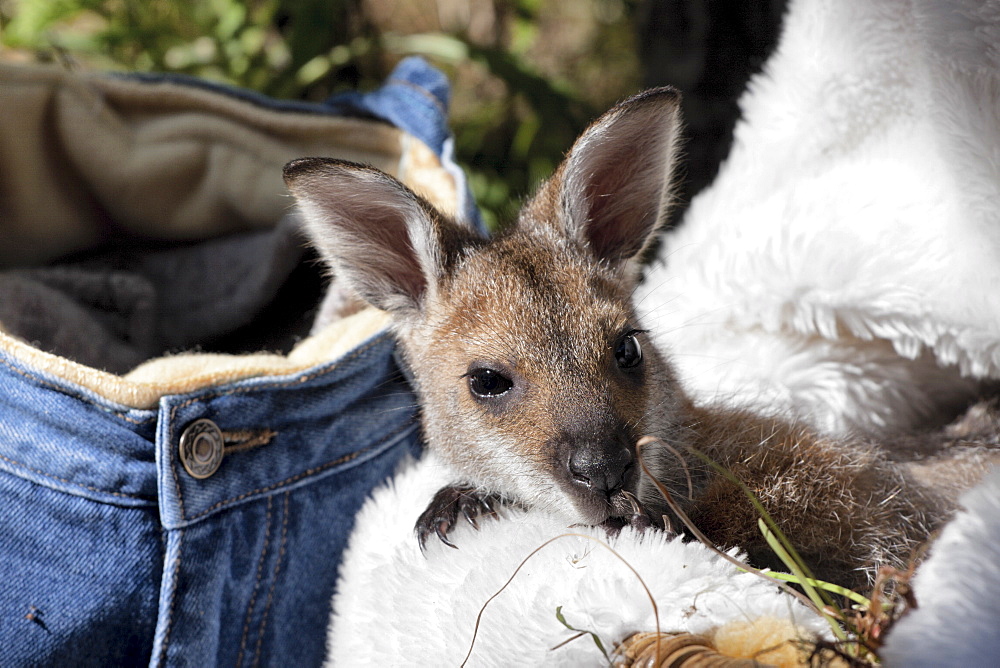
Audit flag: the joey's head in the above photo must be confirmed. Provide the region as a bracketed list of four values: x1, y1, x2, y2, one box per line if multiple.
[285, 88, 687, 526]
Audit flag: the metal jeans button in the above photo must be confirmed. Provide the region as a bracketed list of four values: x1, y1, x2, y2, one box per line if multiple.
[179, 418, 225, 479]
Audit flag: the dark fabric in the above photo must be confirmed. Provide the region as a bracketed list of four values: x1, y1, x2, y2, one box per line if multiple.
[635, 0, 787, 220]
[0, 216, 325, 373]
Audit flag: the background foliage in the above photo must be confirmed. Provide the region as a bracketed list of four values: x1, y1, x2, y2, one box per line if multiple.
[0, 0, 643, 229]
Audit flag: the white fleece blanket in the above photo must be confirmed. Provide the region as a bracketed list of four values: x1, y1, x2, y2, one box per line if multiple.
[326, 454, 830, 666]
[637, 0, 1000, 437]
[881, 468, 1000, 667]
[327, 0, 1000, 663]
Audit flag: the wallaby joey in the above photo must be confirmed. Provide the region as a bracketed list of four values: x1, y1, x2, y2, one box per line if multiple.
[285, 88, 957, 589]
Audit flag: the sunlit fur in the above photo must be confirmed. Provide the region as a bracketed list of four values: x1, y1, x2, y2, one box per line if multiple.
[286, 88, 992, 589]
[402, 226, 677, 522]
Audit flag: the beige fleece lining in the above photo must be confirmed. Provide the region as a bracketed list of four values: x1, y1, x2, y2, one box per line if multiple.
[0, 308, 392, 410]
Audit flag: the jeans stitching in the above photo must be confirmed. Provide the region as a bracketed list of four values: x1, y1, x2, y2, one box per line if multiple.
[167, 402, 188, 521]
[237, 495, 274, 668]
[222, 429, 278, 454]
[0, 451, 153, 503]
[188, 448, 366, 522]
[0, 354, 155, 425]
[156, 529, 183, 667]
[252, 492, 290, 667]
[163, 334, 389, 519]
[179, 333, 388, 402]
[182, 419, 417, 523]
[0, 330, 391, 426]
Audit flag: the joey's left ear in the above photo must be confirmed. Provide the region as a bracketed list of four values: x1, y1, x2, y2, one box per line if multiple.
[530, 87, 682, 265]
[283, 158, 462, 320]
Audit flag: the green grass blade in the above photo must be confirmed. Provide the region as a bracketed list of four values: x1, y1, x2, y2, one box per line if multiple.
[759, 519, 847, 642]
[759, 571, 872, 608]
[554, 606, 610, 663]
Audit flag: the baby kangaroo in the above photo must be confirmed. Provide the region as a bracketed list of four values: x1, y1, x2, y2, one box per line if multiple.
[285, 88, 954, 589]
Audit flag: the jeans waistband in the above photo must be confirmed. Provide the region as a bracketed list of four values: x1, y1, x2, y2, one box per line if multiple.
[0, 331, 418, 527]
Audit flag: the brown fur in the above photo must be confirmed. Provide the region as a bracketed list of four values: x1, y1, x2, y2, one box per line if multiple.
[285, 88, 993, 590]
[661, 406, 943, 586]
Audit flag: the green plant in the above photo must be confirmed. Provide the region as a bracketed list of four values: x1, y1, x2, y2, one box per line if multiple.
[635, 435, 899, 666]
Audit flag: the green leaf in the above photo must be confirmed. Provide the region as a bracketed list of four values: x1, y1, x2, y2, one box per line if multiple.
[759, 571, 873, 609]
[554, 606, 610, 662]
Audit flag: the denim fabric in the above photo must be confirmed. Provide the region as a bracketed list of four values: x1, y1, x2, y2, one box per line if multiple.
[0, 58, 462, 667]
[0, 332, 420, 666]
[327, 56, 452, 157]
[328, 57, 483, 230]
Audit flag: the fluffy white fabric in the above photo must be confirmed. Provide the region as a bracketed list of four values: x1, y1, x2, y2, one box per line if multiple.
[637, 0, 1000, 436]
[326, 453, 828, 666]
[880, 469, 1000, 666]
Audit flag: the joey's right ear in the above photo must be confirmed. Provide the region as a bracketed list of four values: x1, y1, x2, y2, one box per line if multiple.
[525, 87, 682, 268]
[283, 158, 455, 317]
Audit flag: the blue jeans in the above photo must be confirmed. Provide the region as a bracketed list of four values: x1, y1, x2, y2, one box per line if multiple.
[0, 58, 477, 667]
[0, 334, 419, 666]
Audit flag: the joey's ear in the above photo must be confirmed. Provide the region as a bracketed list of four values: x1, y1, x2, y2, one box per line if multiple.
[283, 158, 453, 316]
[530, 87, 682, 264]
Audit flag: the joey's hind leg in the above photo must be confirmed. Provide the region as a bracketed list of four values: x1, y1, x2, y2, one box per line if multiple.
[692, 435, 942, 590]
[415, 485, 506, 550]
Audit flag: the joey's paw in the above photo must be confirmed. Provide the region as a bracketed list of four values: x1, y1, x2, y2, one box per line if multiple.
[415, 485, 503, 551]
[600, 493, 674, 539]
[600, 513, 658, 538]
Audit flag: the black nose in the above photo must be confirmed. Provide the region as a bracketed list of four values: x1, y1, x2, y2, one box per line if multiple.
[568, 444, 633, 495]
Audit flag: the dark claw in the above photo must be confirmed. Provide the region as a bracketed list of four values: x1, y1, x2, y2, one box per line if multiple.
[415, 484, 505, 551]
[622, 491, 657, 533]
[660, 514, 676, 537]
[599, 491, 673, 538]
[463, 506, 481, 529]
[435, 522, 458, 549]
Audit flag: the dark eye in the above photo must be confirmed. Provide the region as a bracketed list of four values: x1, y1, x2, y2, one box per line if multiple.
[467, 368, 513, 398]
[615, 333, 643, 369]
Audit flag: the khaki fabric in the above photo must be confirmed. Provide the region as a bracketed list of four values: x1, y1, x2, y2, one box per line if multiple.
[0, 64, 460, 408]
[0, 308, 392, 410]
